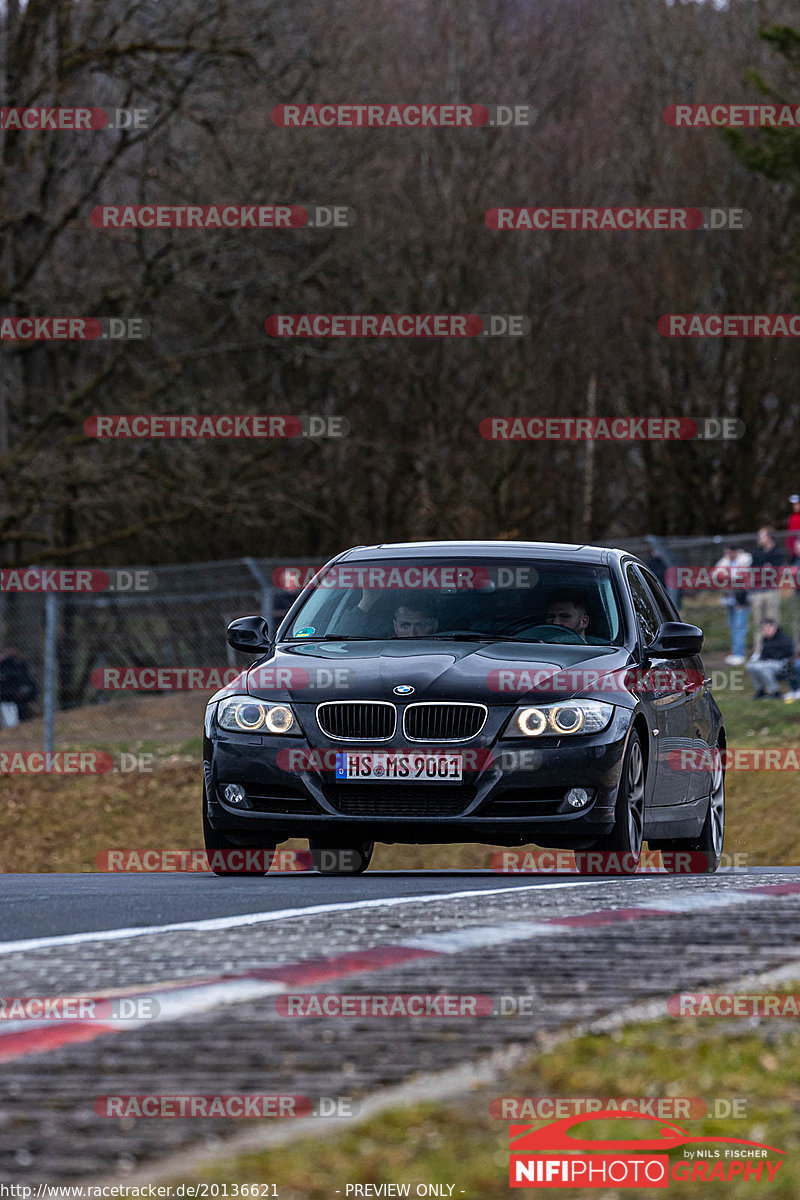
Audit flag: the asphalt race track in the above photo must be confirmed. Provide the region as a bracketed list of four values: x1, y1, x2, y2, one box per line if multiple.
[2, 868, 800, 1182]
[0, 871, 604, 944]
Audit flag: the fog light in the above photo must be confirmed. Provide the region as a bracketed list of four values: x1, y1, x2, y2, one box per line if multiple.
[565, 787, 590, 808]
[223, 783, 247, 806]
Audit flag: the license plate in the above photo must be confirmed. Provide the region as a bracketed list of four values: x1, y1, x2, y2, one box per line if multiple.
[335, 751, 462, 783]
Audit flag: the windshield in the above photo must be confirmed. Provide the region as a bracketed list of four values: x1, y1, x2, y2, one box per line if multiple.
[281, 558, 624, 646]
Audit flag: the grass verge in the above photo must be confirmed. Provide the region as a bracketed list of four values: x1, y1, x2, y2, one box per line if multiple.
[175, 1002, 800, 1197]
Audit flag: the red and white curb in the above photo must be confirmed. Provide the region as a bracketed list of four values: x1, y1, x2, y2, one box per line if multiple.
[2, 882, 799, 1063]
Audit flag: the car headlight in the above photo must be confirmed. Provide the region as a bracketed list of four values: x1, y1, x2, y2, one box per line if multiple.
[217, 696, 299, 735]
[510, 700, 613, 737]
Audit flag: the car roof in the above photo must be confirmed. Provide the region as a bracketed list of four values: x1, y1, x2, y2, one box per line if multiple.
[337, 540, 636, 566]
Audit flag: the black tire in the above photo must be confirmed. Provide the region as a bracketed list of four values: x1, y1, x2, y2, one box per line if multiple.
[650, 746, 725, 874]
[596, 730, 646, 872]
[202, 799, 275, 876]
[308, 838, 375, 875]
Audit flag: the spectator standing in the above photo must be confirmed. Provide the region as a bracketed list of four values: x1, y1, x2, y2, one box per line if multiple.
[749, 528, 785, 657]
[786, 494, 800, 563]
[715, 543, 752, 665]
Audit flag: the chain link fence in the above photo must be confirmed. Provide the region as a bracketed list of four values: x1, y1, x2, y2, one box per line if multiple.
[1, 534, 798, 747]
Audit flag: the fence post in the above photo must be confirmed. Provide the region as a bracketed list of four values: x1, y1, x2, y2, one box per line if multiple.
[43, 592, 58, 754]
[242, 558, 275, 631]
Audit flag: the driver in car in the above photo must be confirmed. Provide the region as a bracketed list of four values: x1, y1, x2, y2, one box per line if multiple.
[393, 601, 439, 638]
[545, 589, 590, 642]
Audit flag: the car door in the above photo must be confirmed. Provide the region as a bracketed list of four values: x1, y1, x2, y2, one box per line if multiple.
[625, 564, 693, 806]
[640, 565, 710, 801]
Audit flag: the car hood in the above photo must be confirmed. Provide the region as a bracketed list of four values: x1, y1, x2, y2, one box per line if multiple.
[223, 640, 638, 705]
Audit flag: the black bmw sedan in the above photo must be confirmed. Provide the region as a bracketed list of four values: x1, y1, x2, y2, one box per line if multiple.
[202, 541, 726, 874]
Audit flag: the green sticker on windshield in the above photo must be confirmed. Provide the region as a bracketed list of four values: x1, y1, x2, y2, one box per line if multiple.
[294, 626, 315, 637]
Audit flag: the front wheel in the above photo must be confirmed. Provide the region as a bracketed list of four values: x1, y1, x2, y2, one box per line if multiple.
[308, 838, 375, 875]
[202, 804, 275, 876]
[596, 730, 646, 871]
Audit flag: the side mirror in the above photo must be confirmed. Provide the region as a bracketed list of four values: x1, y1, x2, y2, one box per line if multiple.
[646, 621, 704, 659]
[227, 615, 271, 653]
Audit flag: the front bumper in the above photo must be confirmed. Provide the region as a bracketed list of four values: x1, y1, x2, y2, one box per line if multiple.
[204, 704, 634, 847]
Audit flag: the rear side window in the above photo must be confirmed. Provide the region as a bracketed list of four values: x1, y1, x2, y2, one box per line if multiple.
[625, 564, 660, 645]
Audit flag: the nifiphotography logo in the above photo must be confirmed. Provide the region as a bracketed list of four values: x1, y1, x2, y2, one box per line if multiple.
[508, 1111, 784, 1188]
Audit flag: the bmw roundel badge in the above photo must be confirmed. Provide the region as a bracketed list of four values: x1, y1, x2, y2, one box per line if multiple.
[393, 684, 415, 695]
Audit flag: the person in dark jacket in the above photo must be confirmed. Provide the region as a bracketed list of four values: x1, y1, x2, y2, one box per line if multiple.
[0, 647, 38, 722]
[749, 528, 786, 656]
[747, 620, 794, 698]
